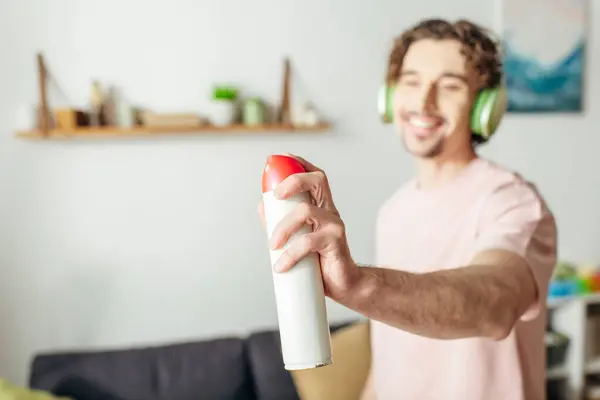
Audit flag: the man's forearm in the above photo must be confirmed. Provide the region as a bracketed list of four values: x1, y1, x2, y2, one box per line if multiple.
[340, 251, 535, 340]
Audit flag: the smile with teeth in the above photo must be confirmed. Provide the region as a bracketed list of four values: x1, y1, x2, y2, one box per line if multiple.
[405, 115, 444, 137]
[410, 116, 440, 128]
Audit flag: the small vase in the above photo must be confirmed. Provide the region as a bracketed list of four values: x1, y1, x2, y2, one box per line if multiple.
[243, 98, 264, 126]
[210, 100, 235, 126]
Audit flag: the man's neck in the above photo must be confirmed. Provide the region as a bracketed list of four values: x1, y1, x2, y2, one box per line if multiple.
[415, 149, 477, 189]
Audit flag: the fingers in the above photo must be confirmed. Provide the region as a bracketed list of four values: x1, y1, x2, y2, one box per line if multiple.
[275, 154, 338, 214]
[274, 170, 326, 200]
[270, 202, 329, 249]
[273, 231, 325, 273]
[270, 202, 346, 273]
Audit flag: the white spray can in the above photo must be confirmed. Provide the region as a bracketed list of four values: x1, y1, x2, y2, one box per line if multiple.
[261, 154, 333, 370]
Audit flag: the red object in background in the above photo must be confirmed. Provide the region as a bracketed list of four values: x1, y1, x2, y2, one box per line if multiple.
[591, 273, 600, 292]
[262, 155, 306, 193]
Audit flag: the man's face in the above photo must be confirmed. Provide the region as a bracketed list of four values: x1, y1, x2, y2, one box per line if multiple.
[393, 39, 477, 159]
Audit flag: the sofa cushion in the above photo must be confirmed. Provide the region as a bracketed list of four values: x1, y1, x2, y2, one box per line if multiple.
[246, 330, 300, 400]
[290, 320, 371, 400]
[30, 338, 256, 400]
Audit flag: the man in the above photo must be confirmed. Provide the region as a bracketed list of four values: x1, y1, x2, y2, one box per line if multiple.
[259, 19, 557, 400]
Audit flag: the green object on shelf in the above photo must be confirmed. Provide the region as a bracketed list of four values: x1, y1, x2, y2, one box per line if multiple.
[212, 86, 238, 101]
[576, 277, 592, 294]
[243, 98, 264, 126]
[554, 260, 577, 281]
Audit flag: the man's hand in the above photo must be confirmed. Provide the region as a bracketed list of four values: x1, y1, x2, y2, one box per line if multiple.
[258, 154, 360, 302]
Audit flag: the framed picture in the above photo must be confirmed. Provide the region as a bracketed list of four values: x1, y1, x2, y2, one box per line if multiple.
[494, 0, 587, 113]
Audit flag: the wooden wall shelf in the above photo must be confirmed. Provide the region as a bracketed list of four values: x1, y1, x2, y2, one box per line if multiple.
[15, 123, 332, 139]
[18, 54, 331, 141]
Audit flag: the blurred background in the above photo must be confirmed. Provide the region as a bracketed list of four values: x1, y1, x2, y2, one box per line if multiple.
[0, 0, 597, 399]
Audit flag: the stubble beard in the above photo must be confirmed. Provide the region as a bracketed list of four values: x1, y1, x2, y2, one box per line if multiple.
[401, 134, 445, 159]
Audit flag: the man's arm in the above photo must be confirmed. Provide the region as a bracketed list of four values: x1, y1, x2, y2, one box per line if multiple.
[341, 249, 537, 341]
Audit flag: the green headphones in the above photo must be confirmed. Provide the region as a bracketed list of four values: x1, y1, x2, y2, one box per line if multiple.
[377, 83, 508, 141]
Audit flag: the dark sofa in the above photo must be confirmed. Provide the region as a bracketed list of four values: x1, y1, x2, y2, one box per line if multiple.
[29, 323, 351, 400]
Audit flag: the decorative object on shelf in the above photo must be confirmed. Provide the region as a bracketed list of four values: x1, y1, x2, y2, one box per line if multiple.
[209, 85, 238, 126]
[277, 57, 292, 125]
[36, 53, 51, 136]
[36, 105, 55, 131]
[110, 87, 135, 128]
[548, 260, 600, 301]
[549, 261, 582, 298]
[89, 80, 107, 126]
[141, 111, 203, 128]
[494, 0, 587, 113]
[54, 109, 89, 130]
[298, 102, 320, 127]
[243, 97, 265, 126]
[103, 86, 118, 127]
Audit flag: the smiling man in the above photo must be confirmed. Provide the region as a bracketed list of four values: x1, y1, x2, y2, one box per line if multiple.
[260, 19, 557, 400]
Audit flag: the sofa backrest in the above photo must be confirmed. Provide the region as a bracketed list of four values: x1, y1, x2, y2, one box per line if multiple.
[30, 337, 258, 400]
[29, 323, 354, 400]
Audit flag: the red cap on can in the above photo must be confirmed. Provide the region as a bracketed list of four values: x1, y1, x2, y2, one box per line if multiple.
[262, 154, 306, 193]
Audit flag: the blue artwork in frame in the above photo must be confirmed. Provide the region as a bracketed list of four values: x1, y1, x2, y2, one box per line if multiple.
[495, 0, 587, 113]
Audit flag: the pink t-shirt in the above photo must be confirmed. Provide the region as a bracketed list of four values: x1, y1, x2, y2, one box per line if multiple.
[371, 157, 557, 400]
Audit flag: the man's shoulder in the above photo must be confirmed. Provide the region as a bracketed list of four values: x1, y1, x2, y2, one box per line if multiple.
[476, 158, 530, 186]
[475, 158, 556, 228]
[475, 158, 548, 204]
[474, 160, 558, 271]
[479, 159, 546, 207]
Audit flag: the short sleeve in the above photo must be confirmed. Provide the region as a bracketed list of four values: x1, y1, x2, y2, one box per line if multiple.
[474, 181, 558, 321]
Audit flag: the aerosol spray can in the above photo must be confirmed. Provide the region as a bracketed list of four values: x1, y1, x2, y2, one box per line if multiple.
[261, 154, 333, 370]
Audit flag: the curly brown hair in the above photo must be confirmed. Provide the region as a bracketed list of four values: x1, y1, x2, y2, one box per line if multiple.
[386, 19, 503, 91]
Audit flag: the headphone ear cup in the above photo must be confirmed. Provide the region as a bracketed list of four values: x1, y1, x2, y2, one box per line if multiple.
[470, 86, 507, 139]
[378, 84, 394, 123]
